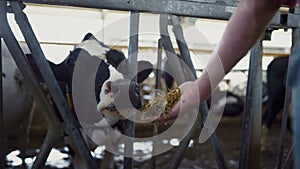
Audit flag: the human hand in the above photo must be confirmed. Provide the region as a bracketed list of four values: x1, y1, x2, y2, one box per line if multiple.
[160, 80, 201, 121]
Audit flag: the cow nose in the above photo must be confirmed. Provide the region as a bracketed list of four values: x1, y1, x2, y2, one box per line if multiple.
[111, 84, 119, 94]
[106, 81, 119, 94]
[128, 81, 142, 109]
[112, 79, 142, 110]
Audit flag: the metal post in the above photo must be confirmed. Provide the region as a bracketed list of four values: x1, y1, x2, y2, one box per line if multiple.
[282, 144, 294, 169]
[239, 40, 263, 169]
[32, 125, 64, 168]
[168, 15, 227, 169]
[168, 103, 201, 169]
[290, 27, 300, 169]
[124, 11, 139, 169]
[170, 15, 196, 78]
[159, 14, 186, 84]
[275, 47, 293, 169]
[0, 37, 5, 168]
[150, 38, 164, 169]
[8, 2, 98, 168]
[0, 2, 63, 168]
[197, 102, 228, 169]
[155, 38, 163, 91]
[159, 14, 193, 169]
[150, 124, 158, 169]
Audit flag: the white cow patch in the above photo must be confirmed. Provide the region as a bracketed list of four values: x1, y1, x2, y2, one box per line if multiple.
[97, 65, 124, 113]
[75, 39, 109, 60]
[96, 65, 127, 125]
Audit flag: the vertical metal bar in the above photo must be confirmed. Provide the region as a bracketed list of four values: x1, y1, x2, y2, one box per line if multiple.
[151, 124, 158, 169]
[0, 37, 5, 169]
[124, 11, 139, 169]
[282, 144, 294, 169]
[32, 126, 63, 168]
[198, 102, 228, 169]
[239, 40, 263, 169]
[123, 121, 135, 169]
[155, 38, 163, 91]
[1, 0, 57, 125]
[0, 2, 63, 168]
[150, 38, 163, 169]
[291, 27, 300, 169]
[159, 14, 189, 168]
[170, 15, 196, 78]
[172, 15, 227, 168]
[128, 11, 139, 79]
[9, 2, 98, 169]
[168, 15, 227, 169]
[275, 53, 293, 169]
[168, 103, 202, 169]
[159, 14, 186, 84]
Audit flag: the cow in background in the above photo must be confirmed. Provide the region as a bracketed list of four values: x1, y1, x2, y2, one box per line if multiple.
[2, 42, 34, 161]
[261, 56, 290, 151]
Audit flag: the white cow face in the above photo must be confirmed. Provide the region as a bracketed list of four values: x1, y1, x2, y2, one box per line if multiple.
[96, 66, 128, 125]
[73, 33, 153, 125]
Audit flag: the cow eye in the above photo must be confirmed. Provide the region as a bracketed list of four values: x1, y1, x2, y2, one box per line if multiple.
[111, 85, 119, 93]
[104, 89, 109, 94]
[106, 81, 112, 91]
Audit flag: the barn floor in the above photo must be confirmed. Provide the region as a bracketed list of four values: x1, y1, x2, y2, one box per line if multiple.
[134, 115, 293, 169]
[6, 113, 293, 169]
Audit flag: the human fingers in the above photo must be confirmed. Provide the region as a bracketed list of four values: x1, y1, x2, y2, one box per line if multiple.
[159, 81, 200, 121]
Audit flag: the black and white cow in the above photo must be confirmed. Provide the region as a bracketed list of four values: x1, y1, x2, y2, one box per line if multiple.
[28, 33, 152, 124]
[25, 33, 153, 168]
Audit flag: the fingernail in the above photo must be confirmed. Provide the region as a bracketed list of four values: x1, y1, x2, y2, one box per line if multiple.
[171, 105, 176, 111]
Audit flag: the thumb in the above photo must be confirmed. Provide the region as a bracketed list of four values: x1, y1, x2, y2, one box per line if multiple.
[170, 101, 181, 117]
[158, 101, 181, 122]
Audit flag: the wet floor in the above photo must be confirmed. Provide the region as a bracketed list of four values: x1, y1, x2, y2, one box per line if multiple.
[136, 115, 293, 169]
[6, 114, 293, 169]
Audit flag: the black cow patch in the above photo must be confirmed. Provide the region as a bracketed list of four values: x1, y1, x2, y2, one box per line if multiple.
[28, 33, 153, 125]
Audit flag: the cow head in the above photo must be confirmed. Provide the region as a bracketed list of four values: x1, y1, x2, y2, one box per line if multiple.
[68, 33, 153, 125]
[26, 32, 152, 125]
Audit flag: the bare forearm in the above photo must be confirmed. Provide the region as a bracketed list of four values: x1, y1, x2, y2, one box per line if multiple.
[197, 0, 280, 102]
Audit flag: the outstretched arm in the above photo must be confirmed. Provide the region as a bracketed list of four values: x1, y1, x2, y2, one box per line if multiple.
[170, 0, 280, 117]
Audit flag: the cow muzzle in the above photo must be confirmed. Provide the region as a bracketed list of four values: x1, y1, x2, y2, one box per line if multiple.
[97, 79, 142, 121]
[111, 79, 142, 110]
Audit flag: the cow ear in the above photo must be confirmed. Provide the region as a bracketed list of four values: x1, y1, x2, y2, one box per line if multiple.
[114, 60, 153, 83]
[82, 32, 97, 41]
[66, 49, 80, 65]
[136, 61, 153, 83]
[106, 49, 126, 68]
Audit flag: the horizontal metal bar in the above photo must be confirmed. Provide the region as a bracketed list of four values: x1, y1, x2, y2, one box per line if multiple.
[17, 41, 290, 57]
[23, 0, 233, 19]
[21, 0, 300, 28]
